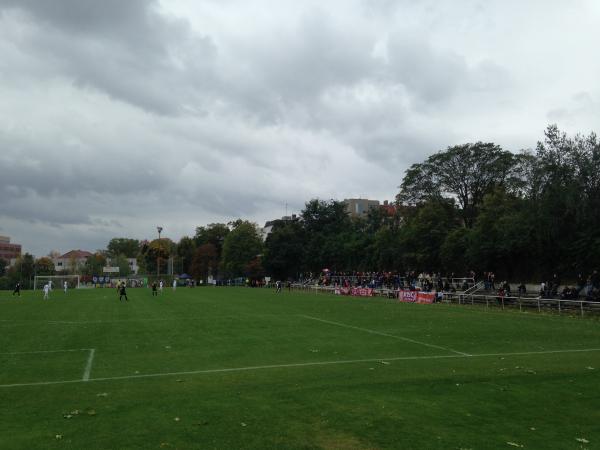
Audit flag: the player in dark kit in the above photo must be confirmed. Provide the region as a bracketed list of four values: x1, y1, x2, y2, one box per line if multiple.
[151, 281, 158, 296]
[13, 282, 21, 297]
[119, 283, 128, 302]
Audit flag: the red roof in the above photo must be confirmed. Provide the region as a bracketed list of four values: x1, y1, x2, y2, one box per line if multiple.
[59, 250, 94, 259]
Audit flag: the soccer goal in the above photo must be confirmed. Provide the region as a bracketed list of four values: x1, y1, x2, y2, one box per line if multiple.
[33, 275, 81, 291]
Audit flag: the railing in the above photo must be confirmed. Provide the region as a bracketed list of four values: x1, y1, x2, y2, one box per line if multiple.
[289, 284, 600, 316]
[462, 280, 484, 295]
[441, 292, 600, 316]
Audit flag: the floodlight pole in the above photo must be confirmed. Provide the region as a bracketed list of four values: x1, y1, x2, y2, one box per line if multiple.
[157, 226, 163, 280]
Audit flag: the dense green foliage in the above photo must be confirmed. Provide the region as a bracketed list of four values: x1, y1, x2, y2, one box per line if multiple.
[261, 125, 600, 280]
[221, 220, 264, 278]
[106, 238, 140, 258]
[1, 287, 599, 449]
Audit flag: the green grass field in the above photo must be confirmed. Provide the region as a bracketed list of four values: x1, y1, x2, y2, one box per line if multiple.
[1, 287, 599, 450]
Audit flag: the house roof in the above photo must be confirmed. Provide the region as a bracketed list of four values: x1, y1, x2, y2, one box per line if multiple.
[59, 250, 94, 259]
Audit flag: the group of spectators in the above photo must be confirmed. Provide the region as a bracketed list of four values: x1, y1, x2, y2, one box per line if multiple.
[556, 271, 600, 301]
[297, 268, 600, 302]
[300, 270, 477, 292]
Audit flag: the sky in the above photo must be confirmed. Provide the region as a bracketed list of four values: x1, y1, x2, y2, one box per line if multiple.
[1, 0, 599, 257]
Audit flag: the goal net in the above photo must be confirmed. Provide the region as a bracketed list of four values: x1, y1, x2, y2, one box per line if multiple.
[34, 275, 81, 291]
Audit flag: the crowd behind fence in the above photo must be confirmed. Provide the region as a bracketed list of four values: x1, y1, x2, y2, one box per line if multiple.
[289, 280, 600, 317]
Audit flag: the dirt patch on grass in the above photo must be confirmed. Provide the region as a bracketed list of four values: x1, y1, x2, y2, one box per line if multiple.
[315, 431, 378, 450]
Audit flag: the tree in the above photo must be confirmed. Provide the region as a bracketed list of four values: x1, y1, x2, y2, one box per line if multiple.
[466, 188, 536, 278]
[245, 256, 265, 280]
[113, 254, 132, 276]
[0, 258, 7, 277]
[35, 257, 55, 276]
[370, 227, 403, 272]
[398, 198, 460, 272]
[440, 228, 471, 275]
[190, 243, 218, 282]
[194, 223, 230, 259]
[176, 236, 196, 275]
[140, 238, 174, 275]
[83, 253, 107, 276]
[527, 125, 600, 275]
[107, 238, 140, 258]
[301, 199, 352, 272]
[397, 142, 519, 227]
[221, 221, 263, 277]
[9, 253, 35, 288]
[263, 221, 306, 279]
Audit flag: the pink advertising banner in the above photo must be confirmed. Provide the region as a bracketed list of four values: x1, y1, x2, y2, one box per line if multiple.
[398, 290, 436, 304]
[336, 287, 374, 297]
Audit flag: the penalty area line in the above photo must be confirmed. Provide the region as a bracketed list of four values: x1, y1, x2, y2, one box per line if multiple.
[0, 348, 92, 355]
[299, 314, 471, 356]
[0, 348, 599, 389]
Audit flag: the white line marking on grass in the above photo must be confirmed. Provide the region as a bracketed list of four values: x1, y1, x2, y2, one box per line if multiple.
[0, 348, 599, 388]
[299, 314, 471, 356]
[0, 349, 91, 355]
[82, 349, 96, 381]
[2, 314, 278, 326]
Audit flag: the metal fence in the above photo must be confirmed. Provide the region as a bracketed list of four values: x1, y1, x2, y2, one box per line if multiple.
[441, 292, 600, 316]
[290, 284, 600, 316]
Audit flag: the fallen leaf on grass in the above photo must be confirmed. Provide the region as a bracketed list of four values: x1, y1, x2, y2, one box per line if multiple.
[506, 442, 523, 447]
[70, 410, 81, 415]
[586, 367, 595, 370]
[241, 422, 247, 427]
[530, 427, 536, 431]
[174, 417, 180, 422]
[379, 361, 390, 365]
[309, 349, 319, 353]
[96, 393, 108, 397]
[576, 438, 590, 444]
[87, 409, 96, 416]
[63, 414, 72, 419]
[55, 435, 63, 440]
[175, 379, 183, 383]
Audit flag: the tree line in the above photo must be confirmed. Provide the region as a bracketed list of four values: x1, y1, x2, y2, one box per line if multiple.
[1, 125, 598, 289]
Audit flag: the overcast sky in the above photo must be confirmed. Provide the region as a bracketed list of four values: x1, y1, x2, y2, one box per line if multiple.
[1, 0, 599, 257]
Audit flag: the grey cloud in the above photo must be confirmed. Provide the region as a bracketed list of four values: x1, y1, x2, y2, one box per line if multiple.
[1, 0, 218, 115]
[547, 92, 599, 125]
[0, 187, 94, 225]
[0, 0, 154, 34]
[386, 33, 467, 104]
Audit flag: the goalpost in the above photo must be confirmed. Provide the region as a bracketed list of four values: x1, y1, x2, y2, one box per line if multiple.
[33, 275, 81, 291]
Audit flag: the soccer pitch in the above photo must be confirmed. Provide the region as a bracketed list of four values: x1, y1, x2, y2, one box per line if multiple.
[1, 288, 599, 449]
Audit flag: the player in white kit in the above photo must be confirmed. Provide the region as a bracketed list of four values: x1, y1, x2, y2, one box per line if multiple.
[172, 279, 177, 292]
[64, 281, 68, 294]
[43, 283, 50, 300]
[159, 280, 163, 294]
